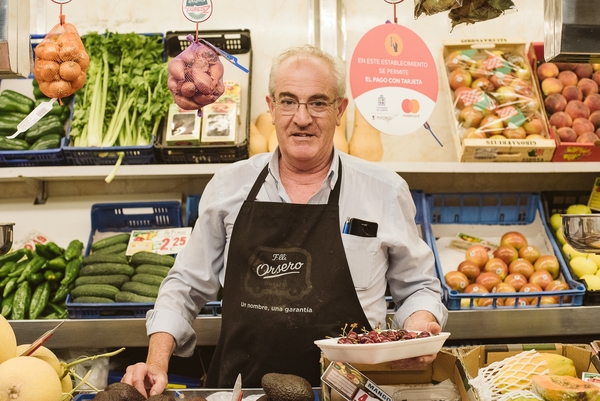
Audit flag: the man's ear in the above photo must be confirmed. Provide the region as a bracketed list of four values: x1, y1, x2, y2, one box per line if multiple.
[336, 97, 349, 127]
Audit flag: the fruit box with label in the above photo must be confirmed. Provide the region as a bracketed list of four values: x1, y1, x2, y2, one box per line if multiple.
[457, 343, 598, 401]
[527, 43, 600, 162]
[426, 192, 585, 310]
[441, 39, 556, 162]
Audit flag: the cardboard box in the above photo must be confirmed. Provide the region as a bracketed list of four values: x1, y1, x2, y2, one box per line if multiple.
[163, 103, 202, 146]
[441, 39, 556, 162]
[528, 42, 600, 162]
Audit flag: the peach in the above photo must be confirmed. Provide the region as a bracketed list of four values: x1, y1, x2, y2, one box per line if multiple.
[576, 132, 600, 143]
[554, 62, 577, 71]
[537, 63, 559, 79]
[523, 116, 544, 135]
[574, 63, 593, 80]
[541, 77, 564, 96]
[548, 111, 573, 129]
[565, 100, 591, 120]
[583, 93, 600, 113]
[592, 70, 600, 87]
[597, 127, 600, 137]
[503, 127, 527, 139]
[572, 117, 595, 136]
[449, 69, 473, 90]
[479, 115, 505, 136]
[562, 86, 583, 102]
[458, 106, 484, 128]
[577, 78, 599, 98]
[558, 70, 579, 87]
[589, 110, 600, 129]
[471, 77, 495, 92]
[556, 127, 578, 142]
[544, 93, 567, 114]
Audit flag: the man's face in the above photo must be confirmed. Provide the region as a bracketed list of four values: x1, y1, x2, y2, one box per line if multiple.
[266, 56, 348, 168]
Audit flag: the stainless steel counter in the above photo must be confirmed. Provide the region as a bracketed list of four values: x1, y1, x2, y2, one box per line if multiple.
[11, 306, 600, 349]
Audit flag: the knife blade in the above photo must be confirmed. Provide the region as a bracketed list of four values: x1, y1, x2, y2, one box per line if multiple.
[231, 373, 243, 401]
[20, 320, 65, 356]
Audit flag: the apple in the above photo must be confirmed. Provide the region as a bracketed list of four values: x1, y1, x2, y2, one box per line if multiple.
[464, 283, 491, 307]
[493, 245, 519, 265]
[508, 258, 535, 278]
[475, 271, 503, 291]
[533, 255, 560, 279]
[566, 204, 592, 214]
[465, 245, 490, 268]
[519, 282, 544, 304]
[444, 271, 470, 292]
[518, 245, 541, 264]
[449, 69, 473, 90]
[545, 279, 569, 292]
[570, 256, 598, 278]
[483, 258, 509, 280]
[537, 295, 559, 305]
[504, 273, 528, 291]
[457, 260, 481, 282]
[492, 282, 517, 293]
[500, 231, 528, 252]
[549, 213, 563, 232]
[528, 269, 554, 290]
[459, 106, 484, 129]
[478, 115, 505, 136]
[504, 297, 530, 307]
[495, 86, 517, 104]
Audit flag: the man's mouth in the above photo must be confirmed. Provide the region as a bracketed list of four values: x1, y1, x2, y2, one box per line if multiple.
[292, 133, 314, 137]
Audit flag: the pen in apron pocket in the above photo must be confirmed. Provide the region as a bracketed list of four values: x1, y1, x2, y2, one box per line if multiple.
[343, 217, 350, 234]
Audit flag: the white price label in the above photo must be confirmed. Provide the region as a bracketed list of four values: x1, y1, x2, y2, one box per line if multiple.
[126, 227, 192, 256]
[13, 230, 53, 252]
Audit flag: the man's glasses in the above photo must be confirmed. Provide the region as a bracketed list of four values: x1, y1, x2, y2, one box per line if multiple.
[272, 97, 338, 116]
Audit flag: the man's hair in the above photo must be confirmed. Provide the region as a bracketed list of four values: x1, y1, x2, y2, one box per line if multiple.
[268, 44, 346, 99]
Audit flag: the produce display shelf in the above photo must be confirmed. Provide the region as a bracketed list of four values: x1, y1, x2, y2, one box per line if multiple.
[427, 192, 585, 310]
[540, 190, 600, 305]
[66, 201, 184, 319]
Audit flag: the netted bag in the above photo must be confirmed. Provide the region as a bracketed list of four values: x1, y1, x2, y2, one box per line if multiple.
[33, 22, 89, 100]
[167, 35, 225, 115]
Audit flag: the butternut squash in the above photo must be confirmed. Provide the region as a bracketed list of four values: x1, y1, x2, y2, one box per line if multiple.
[255, 111, 275, 139]
[334, 109, 349, 153]
[249, 122, 268, 156]
[348, 108, 383, 161]
[268, 128, 278, 152]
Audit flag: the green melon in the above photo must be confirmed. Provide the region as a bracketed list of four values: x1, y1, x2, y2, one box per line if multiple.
[532, 374, 599, 401]
[0, 315, 16, 364]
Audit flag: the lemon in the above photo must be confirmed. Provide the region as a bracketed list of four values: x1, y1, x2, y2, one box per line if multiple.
[580, 274, 600, 291]
[550, 213, 563, 232]
[563, 243, 588, 260]
[570, 256, 598, 278]
[566, 204, 592, 214]
[555, 227, 567, 246]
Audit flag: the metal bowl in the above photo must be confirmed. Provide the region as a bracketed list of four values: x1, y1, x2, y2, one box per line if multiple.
[562, 214, 600, 254]
[0, 223, 15, 256]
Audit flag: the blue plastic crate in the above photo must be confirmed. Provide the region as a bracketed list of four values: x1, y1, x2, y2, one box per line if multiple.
[425, 192, 585, 310]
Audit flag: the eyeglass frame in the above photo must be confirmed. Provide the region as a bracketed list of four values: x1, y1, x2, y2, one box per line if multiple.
[271, 96, 340, 116]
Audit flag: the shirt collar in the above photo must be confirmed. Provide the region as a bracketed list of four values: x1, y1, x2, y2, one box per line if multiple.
[267, 146, 340, 191]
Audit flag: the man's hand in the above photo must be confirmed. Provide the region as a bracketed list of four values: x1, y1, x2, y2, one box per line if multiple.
[389, 310, 441, 370]
[121, 362, 168, 399]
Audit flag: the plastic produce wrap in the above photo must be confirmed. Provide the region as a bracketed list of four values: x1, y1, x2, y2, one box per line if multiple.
[33, 22, 89, 100]
[414, 0, 462, 19]
[448, 0, 515, 30]
[167, 34, 225, 116]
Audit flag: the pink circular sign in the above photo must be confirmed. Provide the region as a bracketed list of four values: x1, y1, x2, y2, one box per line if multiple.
[349, 23, 438, 136]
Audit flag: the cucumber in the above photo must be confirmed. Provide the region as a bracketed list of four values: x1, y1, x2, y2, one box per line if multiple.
[82, 252, 129, 266]
[73, 296, 115, 304]
[71, 284, 120, 299]
[115, 291, 156, 303]
[92, 242, 128, 255]
[74, 274, 131, 288]
[79, 263, 134, 277]
[135, 264, 171, 278]
[121, 281, 160, 298]
[131, 251, 175, 267]
[131, 273, 164, 287]
[91, 233, 131, 252]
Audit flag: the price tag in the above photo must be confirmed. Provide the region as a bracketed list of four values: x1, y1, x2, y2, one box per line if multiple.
[447, 233, 498, 253]
[589, 177, 600, 212]
[321, 362, 392, 401]
[126, 227, 192, 256]
[13, 230, 53, 251]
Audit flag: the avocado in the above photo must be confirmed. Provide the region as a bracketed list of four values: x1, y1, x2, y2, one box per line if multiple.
[104, 382, 146, 401]
[92, 391, 120, 401]
[261, 373, 314, 401]
[256, 395, 270, 401]
[148, 394, 177, 401]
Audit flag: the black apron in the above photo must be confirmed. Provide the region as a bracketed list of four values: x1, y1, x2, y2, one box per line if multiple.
[206, 160, 372, 388]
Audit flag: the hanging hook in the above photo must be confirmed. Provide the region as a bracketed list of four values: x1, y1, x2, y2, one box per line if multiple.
[384, 0, 404, 24]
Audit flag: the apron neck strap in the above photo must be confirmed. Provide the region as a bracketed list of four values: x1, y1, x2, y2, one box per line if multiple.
[247, 157, 342, 205]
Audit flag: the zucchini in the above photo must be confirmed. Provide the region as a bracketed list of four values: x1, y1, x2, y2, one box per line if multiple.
[91, 233, 131, 252]
[79, 263, 134, 277]
[135, 264, 170, 278]
[131, 273, 164, 287]
[70, 284, 120, 299]
[25, 116, 64, 145]
[0, 136, 29, 151]
[73, 296, 115, 304]
[121, 281, 159, 298]
[131, 251, 175, 267]
[92, 242, 128, 256]
[0, 90, 34, 114]
[29, 133, 61, 150]
[115, 291, 156, 303]
[82, 252, 129, 266]
[75, 274, 131, 288]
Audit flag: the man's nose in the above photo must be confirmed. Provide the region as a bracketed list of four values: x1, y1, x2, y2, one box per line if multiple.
[293, 102, 313, 125]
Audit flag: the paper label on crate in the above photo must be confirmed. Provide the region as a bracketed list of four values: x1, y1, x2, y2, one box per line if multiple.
[588, 177, 600, 212]
[349, 23, 438, 136]
[126, 227, 192, 256]
[472, 147, 498, 160]
[321, 362, 393, 401]
[13, 230, 53, 252]
[447, 233, 498, 253]
[582, 372, 600, 387]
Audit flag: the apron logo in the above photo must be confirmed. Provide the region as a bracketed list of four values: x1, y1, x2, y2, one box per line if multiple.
[246, 246, 312, 301]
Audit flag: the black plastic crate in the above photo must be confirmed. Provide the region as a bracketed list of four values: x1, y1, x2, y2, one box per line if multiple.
[156, 30, 252, 164]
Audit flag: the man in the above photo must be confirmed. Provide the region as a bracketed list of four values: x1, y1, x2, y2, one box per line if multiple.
[123, 44, 448, 397]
